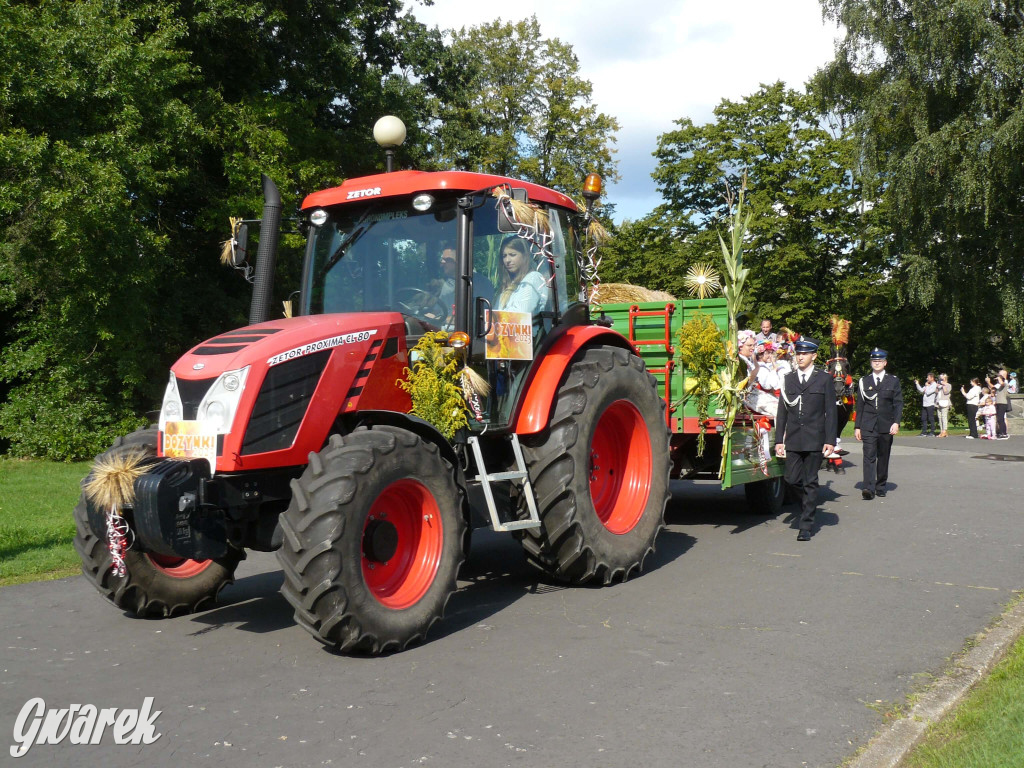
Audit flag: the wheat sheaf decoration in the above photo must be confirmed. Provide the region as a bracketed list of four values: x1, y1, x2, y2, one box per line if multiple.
[683, 263, 722, 300]
[219, 216, 244, 266]
[84, 448, 151, 578]
[84, 449, 150, 511]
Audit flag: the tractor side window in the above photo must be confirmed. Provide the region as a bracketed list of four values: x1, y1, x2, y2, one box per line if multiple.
[545, 207, 584, 313]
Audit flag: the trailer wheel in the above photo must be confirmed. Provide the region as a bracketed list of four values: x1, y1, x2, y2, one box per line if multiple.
[72, 427, 241, 617]
[277, 427, 466, 654]
[516, 346, 670, 584]
[743, 476, 785, 515]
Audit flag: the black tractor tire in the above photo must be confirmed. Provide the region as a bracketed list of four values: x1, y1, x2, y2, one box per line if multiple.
[743, 475, 786, 515]
[277, 426, 466, 654]
[73, 427, 241, 617]
[516, 346, 670, 584]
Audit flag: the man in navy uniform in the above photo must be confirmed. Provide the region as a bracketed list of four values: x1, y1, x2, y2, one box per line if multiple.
[774, 337, 837, 541]
[854, 348, 903, 499]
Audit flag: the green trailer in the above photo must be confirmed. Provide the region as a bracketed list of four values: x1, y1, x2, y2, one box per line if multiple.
[599, 297, 786, 513]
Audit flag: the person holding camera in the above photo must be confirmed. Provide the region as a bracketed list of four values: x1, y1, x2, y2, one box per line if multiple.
[960, 377, 982, 439]
[935, 373, 952, 437]
[987, 370, 1010, 440]
[914, 373, 938, 437]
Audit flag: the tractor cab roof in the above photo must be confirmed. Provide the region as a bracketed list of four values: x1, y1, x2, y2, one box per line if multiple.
[301, 170, 579, 212]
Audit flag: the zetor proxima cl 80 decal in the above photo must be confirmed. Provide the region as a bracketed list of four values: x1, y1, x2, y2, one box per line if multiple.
[266, 330, 377, 366]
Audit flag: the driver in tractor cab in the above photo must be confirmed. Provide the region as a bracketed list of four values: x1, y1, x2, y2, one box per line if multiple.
[435, 243, 493, 330]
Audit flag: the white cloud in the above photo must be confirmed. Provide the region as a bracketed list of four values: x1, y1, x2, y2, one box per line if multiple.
[409, 0, 843, 221]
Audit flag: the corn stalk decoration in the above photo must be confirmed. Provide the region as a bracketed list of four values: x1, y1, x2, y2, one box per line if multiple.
[716, 180, 754, 479]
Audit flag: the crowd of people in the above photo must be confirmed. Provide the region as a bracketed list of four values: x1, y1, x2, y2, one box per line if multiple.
[955, 369, 1015, 440]
[740, 315, 1019, 542]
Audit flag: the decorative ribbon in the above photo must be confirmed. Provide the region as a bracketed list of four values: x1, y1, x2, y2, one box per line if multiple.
[754, 416, 772, 476]
[105, 506, 133, 577]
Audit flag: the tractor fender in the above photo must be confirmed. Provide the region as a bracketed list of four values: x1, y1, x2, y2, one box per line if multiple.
[344, 410, 467, 492]
[513, 326, 635, 435]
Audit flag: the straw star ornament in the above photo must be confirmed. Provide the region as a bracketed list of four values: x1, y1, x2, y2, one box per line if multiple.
[683, 263, 721, 299]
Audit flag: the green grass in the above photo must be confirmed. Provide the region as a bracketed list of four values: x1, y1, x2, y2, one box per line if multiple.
[901, 633, 1024, 768]
[0, 458, 91, 586]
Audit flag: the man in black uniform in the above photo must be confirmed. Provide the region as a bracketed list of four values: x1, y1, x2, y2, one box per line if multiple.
[774, 337, 837, 541]
[854, 348, 903, 499]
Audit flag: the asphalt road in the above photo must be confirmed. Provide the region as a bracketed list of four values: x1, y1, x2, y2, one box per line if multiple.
[2, 435, 1022, 768]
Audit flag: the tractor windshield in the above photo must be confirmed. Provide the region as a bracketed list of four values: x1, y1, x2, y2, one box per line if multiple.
[302, 193, 586, 328]
[303, 198, 459, 323]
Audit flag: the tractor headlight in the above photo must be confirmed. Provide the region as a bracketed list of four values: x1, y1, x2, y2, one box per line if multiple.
[203, 400, 228, 430]
[197, 366, 250, 435]
[158, 373, 183, 431]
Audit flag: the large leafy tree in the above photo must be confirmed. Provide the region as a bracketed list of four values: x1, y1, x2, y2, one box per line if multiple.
[815, 0, 1024, 372]
[433, 16, 620, 194]
[0, 0, 451, 459]
[651, 82, 868, 339]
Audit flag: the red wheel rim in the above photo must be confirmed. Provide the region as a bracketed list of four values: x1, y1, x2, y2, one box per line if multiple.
[145, 554, 214, 578]
[361, 479, 443, 610]
[588, 399, 652, 534]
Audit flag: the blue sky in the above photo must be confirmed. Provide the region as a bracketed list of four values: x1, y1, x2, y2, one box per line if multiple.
[412, 0, 843, 223]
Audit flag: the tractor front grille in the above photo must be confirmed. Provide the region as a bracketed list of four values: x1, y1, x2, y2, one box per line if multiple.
[241, 351, 331, 455]
[176, 377, 217, 420]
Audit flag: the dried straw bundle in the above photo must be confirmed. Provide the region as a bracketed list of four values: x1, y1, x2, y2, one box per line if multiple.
[587, 218, 611, 245]
[84, 449, 151, 511]
[460, 365, 491, 398]
[594, 283, 678, 304]
[219, 217, 243, 266]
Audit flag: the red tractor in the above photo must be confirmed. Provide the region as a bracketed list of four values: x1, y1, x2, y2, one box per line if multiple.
[74, 160, 670, 654]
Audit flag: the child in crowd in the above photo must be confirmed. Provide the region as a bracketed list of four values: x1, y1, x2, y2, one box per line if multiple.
[978, 387, 997, 439]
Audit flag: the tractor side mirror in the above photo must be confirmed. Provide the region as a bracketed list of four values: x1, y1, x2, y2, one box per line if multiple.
[496, 189, 529, 233]
[231, 223, 249, 267]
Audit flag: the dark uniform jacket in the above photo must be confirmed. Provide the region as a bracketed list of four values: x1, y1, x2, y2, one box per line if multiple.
[774, 367, 838, 451]
[854, 372, 903, 434]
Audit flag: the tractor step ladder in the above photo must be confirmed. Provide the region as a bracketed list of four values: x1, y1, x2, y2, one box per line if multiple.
[467, 434, 541, 532]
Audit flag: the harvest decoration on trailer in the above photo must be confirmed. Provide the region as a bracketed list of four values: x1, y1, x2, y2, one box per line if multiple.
[594, 177, 785, 512]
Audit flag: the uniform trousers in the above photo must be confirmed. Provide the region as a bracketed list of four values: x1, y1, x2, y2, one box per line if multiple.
[861, 431, 893, 493]
[784, 450, 821, 531]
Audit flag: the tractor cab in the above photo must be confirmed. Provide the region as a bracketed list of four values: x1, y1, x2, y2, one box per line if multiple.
[299, 170, 590, 427]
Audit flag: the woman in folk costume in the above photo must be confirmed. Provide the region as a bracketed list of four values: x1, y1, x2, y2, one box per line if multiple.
[745, 339, 781, 417]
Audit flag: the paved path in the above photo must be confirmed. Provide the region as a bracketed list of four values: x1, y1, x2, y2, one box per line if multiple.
[1, 436, 1022, 767]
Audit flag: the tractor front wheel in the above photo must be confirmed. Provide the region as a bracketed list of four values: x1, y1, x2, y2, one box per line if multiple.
[277, 426, 466, 654]
[73, 427, 241, 617]
[516, 346, 670, 584]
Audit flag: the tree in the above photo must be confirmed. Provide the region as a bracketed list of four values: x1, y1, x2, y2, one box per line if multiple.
[0, 0, 452, 459]
[432, 16, 620, 194]
[815, 0, 1024, 370]
[651, 82, 868, 340]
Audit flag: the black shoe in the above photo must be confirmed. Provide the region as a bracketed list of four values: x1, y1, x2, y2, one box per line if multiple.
[876, 489, 887, 497]
[797, 530, 811, 541]
[919, 432, 927, 436]
[862, 489, 874, 500]
[835, 466, 846, 475]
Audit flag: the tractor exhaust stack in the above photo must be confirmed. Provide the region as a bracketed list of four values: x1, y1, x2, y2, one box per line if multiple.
[248, 174, 282, 325]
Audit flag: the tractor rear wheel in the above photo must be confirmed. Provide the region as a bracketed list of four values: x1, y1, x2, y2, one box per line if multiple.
[73, 427, 241, 617]
[277, 426, 466, 654]
[516, 346, 670, 584]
